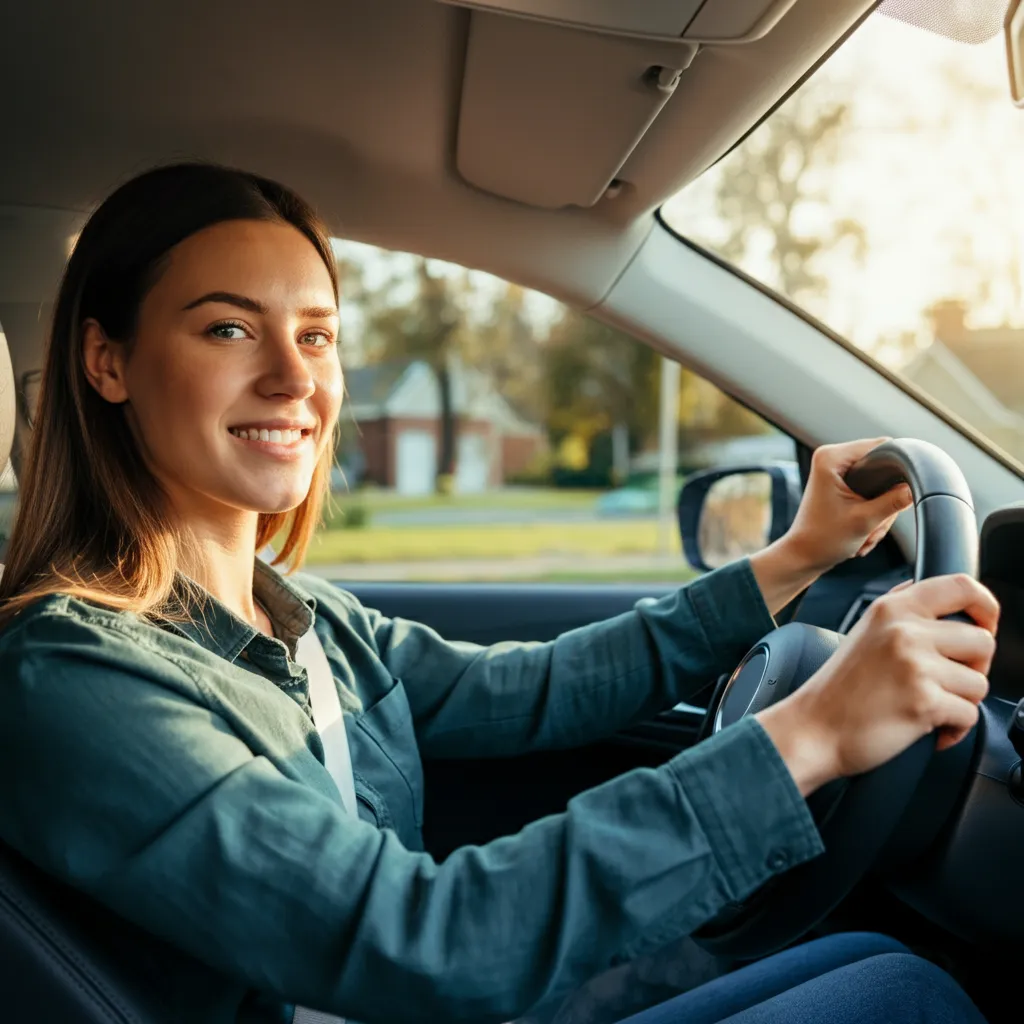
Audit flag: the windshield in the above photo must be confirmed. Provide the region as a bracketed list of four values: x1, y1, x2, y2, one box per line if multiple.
[663, 7, 1024, 469]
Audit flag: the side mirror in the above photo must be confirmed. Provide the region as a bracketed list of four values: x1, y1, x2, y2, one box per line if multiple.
[678, 462, 801, 572]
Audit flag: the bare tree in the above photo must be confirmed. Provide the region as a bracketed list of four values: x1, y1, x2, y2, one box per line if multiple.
[714, 90, 864, 303]
[362, 259, 467, 491]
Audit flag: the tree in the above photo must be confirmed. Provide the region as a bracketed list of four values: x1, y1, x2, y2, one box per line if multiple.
[713, 89, 864, 304]
[467, 282, 545, 423]
[542, 304, 778, 481]
[360, 258, 469, 491]
[543, 311, 662, 482]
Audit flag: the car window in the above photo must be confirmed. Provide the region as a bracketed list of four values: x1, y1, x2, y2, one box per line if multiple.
[0, 267, 794, 586]
[308, 242, 796, 585]
[663, 7, 1024, 472]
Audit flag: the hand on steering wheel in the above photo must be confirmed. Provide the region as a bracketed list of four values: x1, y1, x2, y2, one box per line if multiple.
[695, 438, 999, 960]
[759, 573, 997, 797]
[785, 437, 914, 573]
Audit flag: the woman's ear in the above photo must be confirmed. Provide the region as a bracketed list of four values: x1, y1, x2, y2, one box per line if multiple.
[81, 319, 130, 404]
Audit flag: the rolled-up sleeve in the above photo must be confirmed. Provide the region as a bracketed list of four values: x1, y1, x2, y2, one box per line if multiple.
[355, 560, 776, 758]
[0, 609, 820, 1024]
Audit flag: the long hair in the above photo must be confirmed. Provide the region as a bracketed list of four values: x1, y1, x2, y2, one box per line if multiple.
[0, 163, 339, 625]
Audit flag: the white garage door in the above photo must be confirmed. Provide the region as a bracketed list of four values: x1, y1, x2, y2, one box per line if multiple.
[456, 433, 490, 494]
[395, 430, 436, 495]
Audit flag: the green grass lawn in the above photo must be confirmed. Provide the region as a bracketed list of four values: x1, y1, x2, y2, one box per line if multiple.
[323, 486, 601, 525]
[305, 519, 678, 564]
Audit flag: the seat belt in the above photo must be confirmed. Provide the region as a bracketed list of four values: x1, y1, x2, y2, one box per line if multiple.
[291, 625, 356, 1024]
[296, 625, 357, 816]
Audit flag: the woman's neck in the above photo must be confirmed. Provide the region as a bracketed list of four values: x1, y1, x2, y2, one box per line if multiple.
[176, 514, 263, 628]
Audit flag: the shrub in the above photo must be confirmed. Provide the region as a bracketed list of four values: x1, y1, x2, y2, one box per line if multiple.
[341, 504, 371, 530]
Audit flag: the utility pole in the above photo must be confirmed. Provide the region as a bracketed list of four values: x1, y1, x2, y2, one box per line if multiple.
[657, 357, 680, 555]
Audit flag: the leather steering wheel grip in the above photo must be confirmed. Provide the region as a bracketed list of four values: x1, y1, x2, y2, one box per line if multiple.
[844, 438, 977, 581]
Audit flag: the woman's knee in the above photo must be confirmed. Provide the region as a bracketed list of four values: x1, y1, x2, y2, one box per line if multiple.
[816, 953, 984, 1023]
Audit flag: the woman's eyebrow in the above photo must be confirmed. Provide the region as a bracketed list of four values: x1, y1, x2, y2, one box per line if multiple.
[181, 292, 338, 320]
[182, 291, 268, 314]
[299, 305, 340, 320]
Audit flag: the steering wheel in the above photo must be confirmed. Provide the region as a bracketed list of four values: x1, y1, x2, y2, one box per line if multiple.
[693, 438, 980, 960]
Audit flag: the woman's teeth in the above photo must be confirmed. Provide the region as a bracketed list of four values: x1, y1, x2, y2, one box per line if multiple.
[229, 427, 306, 443]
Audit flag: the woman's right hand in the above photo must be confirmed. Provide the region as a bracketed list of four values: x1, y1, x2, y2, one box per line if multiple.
[757, 574, 1000, 797]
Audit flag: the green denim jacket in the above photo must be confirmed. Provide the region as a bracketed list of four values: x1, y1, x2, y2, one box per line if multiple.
[0, 559, 823, 1023]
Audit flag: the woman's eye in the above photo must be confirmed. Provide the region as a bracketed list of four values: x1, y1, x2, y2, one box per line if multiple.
[208, 323, 249, 341]
[301, 330, 334, 348]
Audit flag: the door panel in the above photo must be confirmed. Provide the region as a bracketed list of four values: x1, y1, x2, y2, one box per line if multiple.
[343, 581, 676, 646]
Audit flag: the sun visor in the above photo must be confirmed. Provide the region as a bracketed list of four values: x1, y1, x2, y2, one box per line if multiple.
[446, 1, 799, 208]
[439, 1, 799, 42]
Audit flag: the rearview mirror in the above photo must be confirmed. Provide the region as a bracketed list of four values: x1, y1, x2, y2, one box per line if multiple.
[678, 463, 801, 572]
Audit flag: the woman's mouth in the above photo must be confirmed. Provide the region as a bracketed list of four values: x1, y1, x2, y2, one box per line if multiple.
[229, 426, 311, 444]
[228, 425, 314, 458]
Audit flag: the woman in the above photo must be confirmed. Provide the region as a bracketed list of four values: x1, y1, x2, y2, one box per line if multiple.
[0, 164, 996, 1024]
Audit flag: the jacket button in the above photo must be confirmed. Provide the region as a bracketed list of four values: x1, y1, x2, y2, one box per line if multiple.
[766, 849, 791, 872]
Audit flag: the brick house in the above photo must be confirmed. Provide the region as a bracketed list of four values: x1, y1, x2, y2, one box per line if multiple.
[341, 360, 546, 494]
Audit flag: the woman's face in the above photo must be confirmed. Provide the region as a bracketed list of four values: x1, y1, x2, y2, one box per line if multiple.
[88, 219, 343, 527]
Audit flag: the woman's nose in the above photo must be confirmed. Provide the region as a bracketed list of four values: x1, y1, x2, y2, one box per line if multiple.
[258, 334, 316, 400]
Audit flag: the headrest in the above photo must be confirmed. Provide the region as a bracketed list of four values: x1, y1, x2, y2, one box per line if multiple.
[0, 329, 14, 471]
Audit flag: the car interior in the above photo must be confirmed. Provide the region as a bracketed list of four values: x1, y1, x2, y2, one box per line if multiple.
[3, 0, 1024, 1021]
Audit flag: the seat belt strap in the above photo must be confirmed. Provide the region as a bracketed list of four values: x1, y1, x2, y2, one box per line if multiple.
[291, 626, 355, 1024]
[296, 625, 357, 816]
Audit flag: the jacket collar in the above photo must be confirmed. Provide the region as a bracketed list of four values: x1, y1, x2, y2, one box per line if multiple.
[159, 558, 317, 662]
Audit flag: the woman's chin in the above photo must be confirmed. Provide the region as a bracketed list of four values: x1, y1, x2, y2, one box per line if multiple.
[255, 495, 308, 516]
[213, 472, 317, 517]
[236, 486, 311, 517]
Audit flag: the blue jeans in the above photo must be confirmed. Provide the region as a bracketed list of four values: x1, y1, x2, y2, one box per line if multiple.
[616, 933, 987, 1024]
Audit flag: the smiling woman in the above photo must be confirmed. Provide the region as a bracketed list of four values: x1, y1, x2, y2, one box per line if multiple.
[0, 162, 995, 1024]
[0, 165, 343, 628]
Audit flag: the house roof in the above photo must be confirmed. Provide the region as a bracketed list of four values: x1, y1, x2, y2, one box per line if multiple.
[933, 327, 1024, 413]
[905, 341, 1024, 430]
[345, 358, 543, 437]
[343, 362, 413, 408]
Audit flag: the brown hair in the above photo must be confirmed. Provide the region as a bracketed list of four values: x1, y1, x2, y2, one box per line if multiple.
[0, 163, 339, 625]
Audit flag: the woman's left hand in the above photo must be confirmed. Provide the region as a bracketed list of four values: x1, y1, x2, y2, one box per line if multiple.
[785, 437, 913, 575]
[750, 438, 913, 615]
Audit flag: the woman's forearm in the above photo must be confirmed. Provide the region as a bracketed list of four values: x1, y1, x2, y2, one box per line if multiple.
[749, 537, 823, 616]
